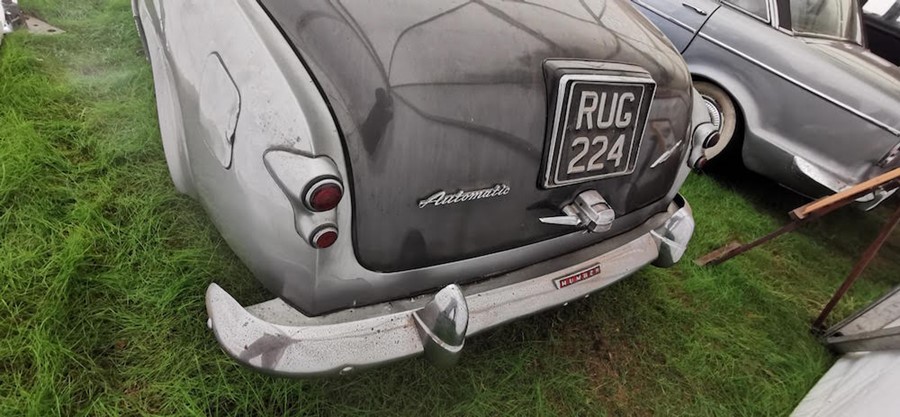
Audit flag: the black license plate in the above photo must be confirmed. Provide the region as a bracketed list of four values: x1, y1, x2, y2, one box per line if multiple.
[542, 74, 655, 188]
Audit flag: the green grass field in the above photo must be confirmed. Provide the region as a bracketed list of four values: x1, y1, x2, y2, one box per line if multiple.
[1, 1, 898, 415]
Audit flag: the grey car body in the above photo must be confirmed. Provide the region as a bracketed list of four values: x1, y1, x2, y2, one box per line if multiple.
[133, 0, 710, 376]
[634, 0, 900, 201]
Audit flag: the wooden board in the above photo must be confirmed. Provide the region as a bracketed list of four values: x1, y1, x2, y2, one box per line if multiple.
[694, 241, 742, 267]
[791, 168, 900, 220]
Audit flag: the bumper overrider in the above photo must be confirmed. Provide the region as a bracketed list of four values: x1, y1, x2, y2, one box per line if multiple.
[205, 195, 694, 377]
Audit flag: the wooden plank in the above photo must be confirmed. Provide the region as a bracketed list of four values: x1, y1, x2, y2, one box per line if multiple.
[694, 219, 806, 266]
[694, 241, 742, 266]
[791, 168, 900, 220]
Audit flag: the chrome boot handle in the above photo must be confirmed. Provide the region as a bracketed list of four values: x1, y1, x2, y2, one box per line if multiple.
[540, 190, 615, 233]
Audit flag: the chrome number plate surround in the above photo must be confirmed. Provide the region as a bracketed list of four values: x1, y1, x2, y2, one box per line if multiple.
[553, 264, 602, 289]
[542, 73, 656, 188]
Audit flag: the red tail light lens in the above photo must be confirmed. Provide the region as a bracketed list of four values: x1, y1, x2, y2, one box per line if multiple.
[304, 178, 343, 212]
[311, 226, 339, 249]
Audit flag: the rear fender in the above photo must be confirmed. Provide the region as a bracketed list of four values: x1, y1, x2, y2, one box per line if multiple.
[137, 0, 197, 197]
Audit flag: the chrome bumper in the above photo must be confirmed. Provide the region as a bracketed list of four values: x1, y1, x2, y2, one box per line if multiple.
[206, 196, 694, 377]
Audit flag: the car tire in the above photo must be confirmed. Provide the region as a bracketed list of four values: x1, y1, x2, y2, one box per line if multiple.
[694, 81, 738, 162]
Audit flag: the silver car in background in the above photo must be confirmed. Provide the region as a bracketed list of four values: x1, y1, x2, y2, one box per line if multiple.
[634, 0, 900, 205]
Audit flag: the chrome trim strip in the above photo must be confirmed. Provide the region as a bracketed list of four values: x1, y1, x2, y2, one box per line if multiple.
[768, 0, 780, 28]
[632, 0, 696, 34]
[650, 140, 683, 168]
[721, 1, 771, 23]
[696, 33, 900, 137]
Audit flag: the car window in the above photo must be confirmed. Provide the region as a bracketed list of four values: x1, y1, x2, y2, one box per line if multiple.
[724, 0, 771, 20]
[791, 0, 865, 42]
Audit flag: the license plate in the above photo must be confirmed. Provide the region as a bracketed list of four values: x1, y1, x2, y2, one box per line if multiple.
[554, 265, 602, 289]
[542, 74, 655, 188]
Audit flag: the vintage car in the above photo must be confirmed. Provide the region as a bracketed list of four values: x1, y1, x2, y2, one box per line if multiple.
[862, 0, 900, 65]
[634, 0, 900, 206]
[133, 0, 714, 376]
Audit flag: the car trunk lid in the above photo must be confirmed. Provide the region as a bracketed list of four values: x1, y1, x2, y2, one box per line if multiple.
[258, 0, 693, 272]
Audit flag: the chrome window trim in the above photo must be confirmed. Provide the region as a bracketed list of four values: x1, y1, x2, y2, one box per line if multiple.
[632, 0, 697, 34]
[697, 32, 900, 136]
[722, 0, 772, 23]
[776, 26, 795, 34]
[793, 31, 864, 45]
[769, 0, 782, 27]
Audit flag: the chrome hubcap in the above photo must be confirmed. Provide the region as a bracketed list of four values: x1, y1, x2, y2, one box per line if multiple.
[701, 95, 722, 133]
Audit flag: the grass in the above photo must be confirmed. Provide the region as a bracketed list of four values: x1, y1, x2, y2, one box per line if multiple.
[0, 1, 897, 415]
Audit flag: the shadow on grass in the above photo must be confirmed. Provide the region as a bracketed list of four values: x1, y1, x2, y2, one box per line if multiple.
[701, 159, 899, 283]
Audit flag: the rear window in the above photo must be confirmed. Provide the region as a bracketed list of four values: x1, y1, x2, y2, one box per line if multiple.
[791, 0, 865, 42]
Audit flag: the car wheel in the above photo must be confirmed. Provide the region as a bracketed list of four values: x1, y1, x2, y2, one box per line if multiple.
[694, 81, 738, 161]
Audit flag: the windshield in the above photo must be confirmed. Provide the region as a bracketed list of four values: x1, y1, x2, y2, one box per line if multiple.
[790, 0, 864, 43]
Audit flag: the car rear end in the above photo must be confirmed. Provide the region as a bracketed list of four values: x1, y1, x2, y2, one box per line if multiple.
[158, 0, 716, 375]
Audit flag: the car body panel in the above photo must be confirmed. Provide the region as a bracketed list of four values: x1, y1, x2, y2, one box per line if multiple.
[258, 0, 693, 272]
[137, 0, 700, 316]
[636, 0, 900, 197]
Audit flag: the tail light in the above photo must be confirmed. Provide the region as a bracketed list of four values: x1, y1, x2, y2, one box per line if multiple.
[263, 151, 345, 250]
[304, 178, 343, 212]
[310, 225, 339, 249]
[689, 123, 718, 170]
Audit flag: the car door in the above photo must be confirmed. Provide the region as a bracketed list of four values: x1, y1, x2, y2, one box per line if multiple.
[631, 0, 721, 51]
[687, 0, 900, 186]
